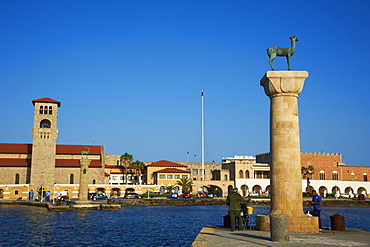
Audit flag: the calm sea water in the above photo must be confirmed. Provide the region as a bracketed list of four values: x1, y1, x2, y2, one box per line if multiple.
[0, 204, 369, 247]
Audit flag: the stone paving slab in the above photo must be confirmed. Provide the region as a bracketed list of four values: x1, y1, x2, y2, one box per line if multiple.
[192, 225, 370, 247]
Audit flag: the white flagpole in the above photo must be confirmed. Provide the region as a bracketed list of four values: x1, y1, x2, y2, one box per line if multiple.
[201, 91, 205, 183]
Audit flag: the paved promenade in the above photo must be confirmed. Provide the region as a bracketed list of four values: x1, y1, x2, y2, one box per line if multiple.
[192, 225, 370, 247]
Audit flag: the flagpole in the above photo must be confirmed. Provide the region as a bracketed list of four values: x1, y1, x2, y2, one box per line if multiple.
[201, 91, 205, 183]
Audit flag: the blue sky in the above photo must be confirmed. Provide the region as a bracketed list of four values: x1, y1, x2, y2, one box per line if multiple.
[1, 1, 369, 166]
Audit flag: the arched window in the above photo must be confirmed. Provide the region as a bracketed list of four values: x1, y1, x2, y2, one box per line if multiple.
[224, 174, 228, 180]
[39, 106, 43, 114]
[351, 172, 355, 181]
[92, 179, 96, 184]
[40, 119, 51, 128]
[246, 170, 250, 178]
[319, 171, 326, 180]
[364, 173, 368, 182]
[239, 170, 244, 178]
[48, 106, 52, 114]
[43, 106, 48, 114]
[332, 171, 338, 180]
[70, 174, 74, 184]
[15, 174, 20, 184]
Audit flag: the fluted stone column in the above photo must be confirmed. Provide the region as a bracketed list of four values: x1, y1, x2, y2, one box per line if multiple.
[259, 71, 318, 233]
[74, 159, 91, 205]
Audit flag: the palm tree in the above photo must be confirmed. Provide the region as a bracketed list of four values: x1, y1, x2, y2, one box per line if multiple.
[120, 152, 133, 184]
[166, 184, 175, 194]
[301, 165, 315, 193]
[176, 177, 193, 193]
[132, 160, 145, 185]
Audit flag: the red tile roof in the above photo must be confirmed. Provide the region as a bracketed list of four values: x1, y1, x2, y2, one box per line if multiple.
[32, 97, 61, 107]
[146, 160, 187, 168]
[105, 164, 118, 168]
[0, 143, 103, 155]
[56, 145, 102, 155]
[0, 143, 32, 154]
[55, 159, 102, 167]
[154, 168, 190, 173]
[0, 158, 31, 167]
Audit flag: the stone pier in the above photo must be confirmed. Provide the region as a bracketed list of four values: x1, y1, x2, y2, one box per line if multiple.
[258, 71, 318, 233]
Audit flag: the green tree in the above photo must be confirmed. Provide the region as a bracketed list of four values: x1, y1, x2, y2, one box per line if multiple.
[120, 152, 133, 184]
[166, 184, 175, 194]
[132, 160, 145, 185]
[176, 177, 193, 193]
[301, 165, 315, 193]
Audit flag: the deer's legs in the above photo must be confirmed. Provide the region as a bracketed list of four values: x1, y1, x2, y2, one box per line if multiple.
[268, 55, 276, 71]
[286, 55, 291, 71]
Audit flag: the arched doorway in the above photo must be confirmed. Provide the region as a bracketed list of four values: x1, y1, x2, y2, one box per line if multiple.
[159, 186, 165, 194]
[345, 187, 354, 197]
[111, 188, 121, 197]
[240, 185, 249, 197]
[210, 185, 222, 197]
[357, 187, 367, 195]
[332, 186, 340, 197]
[305, 185, 314, 193]
[227, 185, 233, 195]
[265, 185, 271, 196]
[125, 188, 134, 193]
[96, 187, 106, 194]
[252, 185, 262, 195]
[318, 186, 327, 197]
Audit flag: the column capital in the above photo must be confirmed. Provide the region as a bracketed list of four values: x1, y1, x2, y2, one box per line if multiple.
[260, 71, 309, 97]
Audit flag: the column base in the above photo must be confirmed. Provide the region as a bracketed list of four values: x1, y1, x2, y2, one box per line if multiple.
[256, 214, 319, 233]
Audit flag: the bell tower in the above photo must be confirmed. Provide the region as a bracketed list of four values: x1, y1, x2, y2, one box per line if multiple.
[30, 97, 61, 199]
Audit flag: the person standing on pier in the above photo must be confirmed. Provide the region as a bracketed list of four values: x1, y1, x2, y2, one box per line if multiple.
[226, 187, 249, 231]
[310, 190, 323, 231]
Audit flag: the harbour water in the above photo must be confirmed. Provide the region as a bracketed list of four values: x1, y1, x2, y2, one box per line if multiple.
[0, 204, 369, 247]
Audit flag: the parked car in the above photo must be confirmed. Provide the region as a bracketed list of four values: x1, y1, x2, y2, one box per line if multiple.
[196, 193, 207, 198]
[91, 193, 108, 200]
[125, 193, 142, 199]
[170, 193, 178, 199]
[358, 194, 366, 200]
[340, 193, 351, 198]
[182, 193, 191, 198]
[206, 192, 214, 198]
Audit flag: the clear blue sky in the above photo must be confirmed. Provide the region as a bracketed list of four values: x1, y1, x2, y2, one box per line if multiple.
[1, 1, 369, 166]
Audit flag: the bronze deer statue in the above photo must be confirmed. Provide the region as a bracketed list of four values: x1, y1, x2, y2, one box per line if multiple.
[267, 35, 298, 71]
[81, 146, 90, 159]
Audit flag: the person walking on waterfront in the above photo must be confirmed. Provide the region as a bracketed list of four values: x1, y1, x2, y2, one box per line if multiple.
[226, 187, 249, 231]
[310, 190, 323, 231]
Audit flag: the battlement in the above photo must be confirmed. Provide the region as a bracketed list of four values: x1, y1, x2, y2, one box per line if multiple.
[301, 152, 342, 156]
[257, 152, 342, 156]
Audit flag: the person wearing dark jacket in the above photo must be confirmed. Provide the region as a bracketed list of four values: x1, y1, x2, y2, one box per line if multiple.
[226, 187, 249, 231]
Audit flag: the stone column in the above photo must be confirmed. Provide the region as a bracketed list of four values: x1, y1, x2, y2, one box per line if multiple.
[259, 71, 318, 233]
[74, 159, 91, 205]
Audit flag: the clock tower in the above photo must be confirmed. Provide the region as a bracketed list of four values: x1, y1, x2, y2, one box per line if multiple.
[30, 97, 61, 199]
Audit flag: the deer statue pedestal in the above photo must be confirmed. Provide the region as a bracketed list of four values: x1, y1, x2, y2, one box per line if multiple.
[257, 71, 318, 233]
[74, 159, 91, 205]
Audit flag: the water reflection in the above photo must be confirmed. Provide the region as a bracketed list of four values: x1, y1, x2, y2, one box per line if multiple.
[0, 205, 368, 247]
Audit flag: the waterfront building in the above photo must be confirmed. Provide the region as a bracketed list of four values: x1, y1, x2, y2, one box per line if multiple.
[0, 97, 368, 200]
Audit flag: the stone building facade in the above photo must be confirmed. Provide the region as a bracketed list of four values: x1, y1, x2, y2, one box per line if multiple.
[0, 97, 368, 200]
